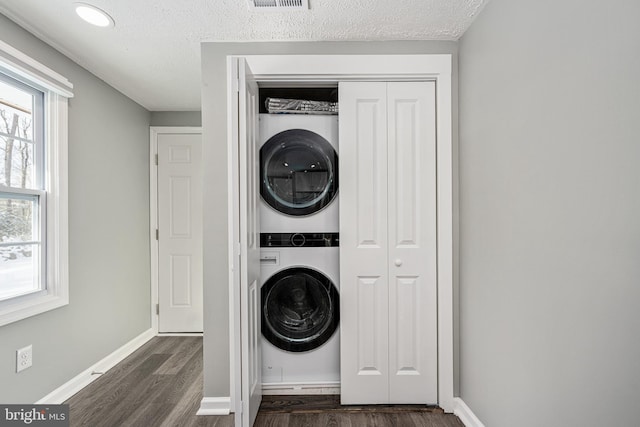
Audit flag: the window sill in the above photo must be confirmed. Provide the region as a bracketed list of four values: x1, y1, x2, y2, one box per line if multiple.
[0, 290, 68, 327]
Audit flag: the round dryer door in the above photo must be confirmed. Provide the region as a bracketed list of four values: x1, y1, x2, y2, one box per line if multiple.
[261, 267, 339, 352]
[260, 129, 338, 216]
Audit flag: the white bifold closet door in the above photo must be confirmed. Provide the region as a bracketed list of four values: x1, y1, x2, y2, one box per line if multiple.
[339, 81, 438, 405]
[234, 57, 262, 427]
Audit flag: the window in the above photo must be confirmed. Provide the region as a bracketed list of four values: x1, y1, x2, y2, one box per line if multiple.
[0, 40, 72, 326]
[1, 74, 45, 301]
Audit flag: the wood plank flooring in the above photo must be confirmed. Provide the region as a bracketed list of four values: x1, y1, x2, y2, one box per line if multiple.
[65, 336, 230, 427]
[256, 395, 464, 427]
[65, 337, 464, 427]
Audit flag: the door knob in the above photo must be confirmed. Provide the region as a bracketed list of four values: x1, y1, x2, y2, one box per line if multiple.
[394, 259, 403, 267]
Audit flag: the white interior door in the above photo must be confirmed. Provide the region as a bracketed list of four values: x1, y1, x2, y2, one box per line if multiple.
[339, 81, 437, 404]
[157, 132, 203, 333]
[235, 57, 262, 427]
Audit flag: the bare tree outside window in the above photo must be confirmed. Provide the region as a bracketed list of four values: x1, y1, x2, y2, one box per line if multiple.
[1, 100, 34, 189]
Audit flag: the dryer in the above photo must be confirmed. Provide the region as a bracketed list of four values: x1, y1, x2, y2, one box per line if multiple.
[260, 232, 340, 388]
[259, 114, 339, 233]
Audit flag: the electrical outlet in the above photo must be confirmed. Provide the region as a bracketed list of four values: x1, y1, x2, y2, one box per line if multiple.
[16, 345, 32, 373]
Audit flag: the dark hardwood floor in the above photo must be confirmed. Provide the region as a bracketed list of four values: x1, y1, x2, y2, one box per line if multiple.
[65, 337, 464, 427]
[256, 395, 465, 427]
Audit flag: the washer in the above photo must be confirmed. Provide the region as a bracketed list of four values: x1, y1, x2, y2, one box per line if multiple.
[260, 232, 340, 386]
[260, 114, 339, 233]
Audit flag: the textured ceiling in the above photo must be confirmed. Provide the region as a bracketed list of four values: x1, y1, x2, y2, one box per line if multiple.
[0, 0, 487, 110]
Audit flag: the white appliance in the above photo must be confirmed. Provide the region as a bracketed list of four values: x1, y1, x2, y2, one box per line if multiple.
[260, 232, 340, 391]
[259, 114, 339, 233]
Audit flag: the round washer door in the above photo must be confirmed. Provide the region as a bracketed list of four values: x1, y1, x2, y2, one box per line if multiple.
[261, 267, 339, 352]
[260, 129, 338, 216]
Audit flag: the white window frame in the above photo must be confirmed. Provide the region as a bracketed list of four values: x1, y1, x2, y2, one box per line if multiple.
[0, 40, 72, 327]
[0, 72, 46, 300]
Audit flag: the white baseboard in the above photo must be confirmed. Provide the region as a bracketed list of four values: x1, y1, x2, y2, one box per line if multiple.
[157, 332, 203, 337]
[262, 381, 340, 395]
[453, 398, 485, 427]
[197, 397, 231, 416]
[36, 328, 155, 404]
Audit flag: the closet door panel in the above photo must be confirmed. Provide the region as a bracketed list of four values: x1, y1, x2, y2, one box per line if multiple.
[339, 82, 389, 404]
[387, 82, 438, 404]
[354, 98, 386, 248]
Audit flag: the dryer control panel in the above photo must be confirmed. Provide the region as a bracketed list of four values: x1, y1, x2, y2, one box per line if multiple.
[260, 232, 339, 248]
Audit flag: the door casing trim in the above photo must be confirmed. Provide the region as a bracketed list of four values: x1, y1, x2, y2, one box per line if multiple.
[226, 54, 455, 417]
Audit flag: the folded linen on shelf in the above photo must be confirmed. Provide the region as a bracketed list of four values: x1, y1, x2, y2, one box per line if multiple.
[266, 97, 338, 114]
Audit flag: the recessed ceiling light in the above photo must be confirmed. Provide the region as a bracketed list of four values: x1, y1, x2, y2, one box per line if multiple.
[74, 3, 115, 28]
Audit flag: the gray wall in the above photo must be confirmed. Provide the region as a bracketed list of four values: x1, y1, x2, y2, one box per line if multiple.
[0, 14, 151, 402]
[150, 111, 201, 127]
[201, 41, 459, 399]
[459, 0, 640, 425]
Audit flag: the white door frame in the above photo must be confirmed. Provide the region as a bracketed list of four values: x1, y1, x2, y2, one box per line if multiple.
[227, 54, 454, 414]
[150, 126, 203, 335]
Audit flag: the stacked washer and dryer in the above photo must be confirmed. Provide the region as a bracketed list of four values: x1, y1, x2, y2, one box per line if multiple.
[258, 113, 341, 392]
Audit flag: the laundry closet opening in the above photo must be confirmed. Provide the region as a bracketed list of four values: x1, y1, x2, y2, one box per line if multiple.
[256, 84, 342, 395]
[228, 55, 454, 425]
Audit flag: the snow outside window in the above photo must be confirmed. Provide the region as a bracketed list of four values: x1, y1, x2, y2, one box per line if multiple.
[0, 74, 46, 302]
